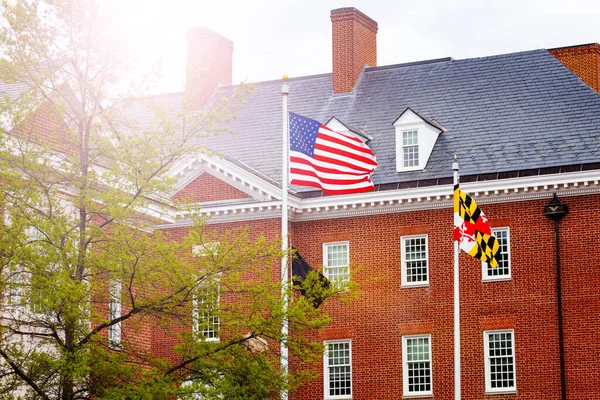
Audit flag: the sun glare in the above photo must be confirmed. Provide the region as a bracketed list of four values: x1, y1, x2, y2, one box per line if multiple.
[104, 0, 239, 94]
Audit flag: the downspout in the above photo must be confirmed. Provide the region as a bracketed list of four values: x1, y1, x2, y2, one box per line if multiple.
[543, 193, 569, 400]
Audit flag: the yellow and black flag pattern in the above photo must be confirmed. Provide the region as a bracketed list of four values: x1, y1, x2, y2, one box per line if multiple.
[453, 184, 500, 268]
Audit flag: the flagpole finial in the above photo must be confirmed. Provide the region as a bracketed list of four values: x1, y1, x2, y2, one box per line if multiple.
[282, 75, 289, 95]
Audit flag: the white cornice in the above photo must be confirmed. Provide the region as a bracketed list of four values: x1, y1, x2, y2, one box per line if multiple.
[157, 170, 600, 228]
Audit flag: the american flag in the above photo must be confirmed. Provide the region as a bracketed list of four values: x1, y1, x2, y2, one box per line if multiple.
[289, 112, 377, 195]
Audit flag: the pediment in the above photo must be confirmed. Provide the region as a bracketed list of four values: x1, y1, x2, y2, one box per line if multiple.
[325, 117, 372, 142]
[168, 154, 284, 203]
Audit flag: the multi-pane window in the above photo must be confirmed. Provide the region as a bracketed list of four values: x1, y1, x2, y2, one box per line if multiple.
[483, 228, 511, 280]
[4, 266, 25, 310]
[194, 278, 220, 341]
[401, 235, 428, 286]
[192, 243, 221, 341]
[323, 242, 349, 288]
[402, 335, 432, 396]
[324, 340, 352, 399]
[402, 130, 419, 167]
[484, 330, 516, 393]
[108, 279, 122, 348]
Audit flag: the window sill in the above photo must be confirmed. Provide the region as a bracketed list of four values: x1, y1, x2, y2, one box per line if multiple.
[485, 390, 517, 395]
[397, 165, 424, 173]
[482, 276, 512, 283]
[324, 396, 352, 400]
[401, 283, 429, 289]
[200, 337, 220, 342]
[403, 393, 433, 399]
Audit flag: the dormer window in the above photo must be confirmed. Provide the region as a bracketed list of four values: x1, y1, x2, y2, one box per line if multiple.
[394, 108, 443, 172]
[402, 130, 419, 167]
[325, 117, 372, 143]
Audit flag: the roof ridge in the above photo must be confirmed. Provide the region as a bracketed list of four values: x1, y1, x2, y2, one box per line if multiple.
[218, 72, 333, 90]
[366, 57, 453, 72]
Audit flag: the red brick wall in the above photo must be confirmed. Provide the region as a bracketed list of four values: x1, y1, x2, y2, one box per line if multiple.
[331, 8, 377, 94]
[12, 101, 78, 154]
[152, 218, 283, 365]
[185, 27, 233, 109]
[290, 193, 600, 400]
[550, 44, 600, 93]
[145, 191, 600, 398]
[173, 173, 250, 203]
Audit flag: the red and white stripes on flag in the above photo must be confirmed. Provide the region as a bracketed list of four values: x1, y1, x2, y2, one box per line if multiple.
[289, 112, 377, 195]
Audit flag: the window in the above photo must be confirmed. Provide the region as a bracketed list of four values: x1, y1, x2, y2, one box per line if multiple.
[108, 279, 122, 348]
[484, 330, 516, 393]
[402, 130, 419, 167]
[323, 242, 349, 288]
[194, 278, 220, 341]
[401, 235, 428, 287]
[483, 228, 511, 281]
[192, 242, 219, 257]
[4, 266, 25, 310]
[394, 109, 442, 173]
[192, 243, 221, 341]
[324, 340, 352, 399]
[402, 335, 433, 396]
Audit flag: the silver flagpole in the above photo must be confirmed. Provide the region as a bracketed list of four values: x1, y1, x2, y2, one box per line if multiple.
[453, 160, 461, 400]
[280, 75, 290, 400]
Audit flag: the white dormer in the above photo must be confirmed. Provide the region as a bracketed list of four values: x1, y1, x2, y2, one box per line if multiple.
[325, 117, 372, 143]
[393, 108, 443, 172]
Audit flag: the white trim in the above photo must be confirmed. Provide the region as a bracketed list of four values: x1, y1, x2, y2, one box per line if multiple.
[483, 329, 517, 394]
[402, 334, 433, 397]
[323, 339, 352, 400]
[153, 170, 600, 228]
[482, 227, 512, 282]
[323, 241, 350, 288]
[193, 276, 221, 342]
[192, 242, 219, 257]
[108, 279, 122, 349]
[401, 234, 429, 288]
[325, 117, 370, 142]
[400, 129, 420, 170]
[168, 154, 281, 201]
[394, 109, 441, 173]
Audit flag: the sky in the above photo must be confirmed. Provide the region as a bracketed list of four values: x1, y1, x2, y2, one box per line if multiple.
[114, 0, 600, 93]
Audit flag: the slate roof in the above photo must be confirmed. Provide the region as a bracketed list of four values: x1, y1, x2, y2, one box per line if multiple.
[191, 49, 600, 191]
[10, 49, 598, 193]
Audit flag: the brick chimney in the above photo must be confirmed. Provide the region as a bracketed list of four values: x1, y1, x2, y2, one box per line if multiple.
[185, 27, 233, 109]
[549, 43, 600, 93]
[330, 8, 378, 94]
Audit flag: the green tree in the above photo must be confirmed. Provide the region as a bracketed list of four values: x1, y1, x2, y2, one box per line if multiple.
[0, 1, 339, 398]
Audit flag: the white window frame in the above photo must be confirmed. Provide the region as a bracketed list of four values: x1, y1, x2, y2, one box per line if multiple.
[401, 130, 419, 168]
[484, 329, 516, 394]
[482, 227, 511, 282]
[192, 242, 221, 342]
[192, 242, 219, 257]
[323, 339, 352, 400]
[323, 241, 350, 288]
[193, 277, 220, 342]
[401, 234, 429, 287]
[108, 279, 122, 349]
[402, 334, 433, 396]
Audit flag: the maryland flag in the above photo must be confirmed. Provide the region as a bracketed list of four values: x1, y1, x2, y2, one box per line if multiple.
[453, 184, 500, 267]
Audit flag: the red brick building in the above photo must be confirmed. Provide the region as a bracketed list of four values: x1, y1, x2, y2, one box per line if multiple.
[148, 7, 600, 400]
[42, 6, 595, 400]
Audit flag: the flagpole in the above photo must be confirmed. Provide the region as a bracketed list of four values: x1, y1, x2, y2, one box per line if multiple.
[280, 75, 290, 400]
[453, 160, 461, 400]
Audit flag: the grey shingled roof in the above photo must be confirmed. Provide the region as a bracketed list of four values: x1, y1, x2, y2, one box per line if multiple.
[197, 49, 600, 190]
[44, 49, 595, 192]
